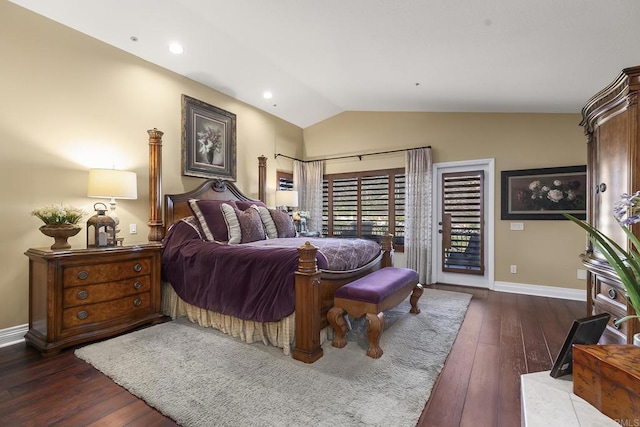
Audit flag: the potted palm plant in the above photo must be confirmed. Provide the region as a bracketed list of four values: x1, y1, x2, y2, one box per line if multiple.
[564, 192, 640, 345]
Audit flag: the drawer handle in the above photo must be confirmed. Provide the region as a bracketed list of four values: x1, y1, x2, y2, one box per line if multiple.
[77, 311, 88, 320]
[77, 290, 89, 300]
[134, 263, 143, 273]
[599, 183, 607, 193]
[133, 298, 142, 307]
[133, 281, 142, 289]
[77, 271, 89, 280]
[613, 318, 621, 330]
[608, 288, 617, 299]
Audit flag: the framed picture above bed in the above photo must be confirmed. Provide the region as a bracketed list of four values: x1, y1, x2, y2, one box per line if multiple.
[181, 94, 237, 181]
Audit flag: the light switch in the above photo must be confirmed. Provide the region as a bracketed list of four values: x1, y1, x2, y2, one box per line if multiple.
[510, 222, 524, 231]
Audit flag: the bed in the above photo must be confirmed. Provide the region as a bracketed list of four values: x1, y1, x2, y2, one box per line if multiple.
[146, 129, 393, 363]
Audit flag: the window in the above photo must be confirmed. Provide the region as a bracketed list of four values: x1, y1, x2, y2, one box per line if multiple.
[322, 168, 405, 251]
[276, 171, 293, 191]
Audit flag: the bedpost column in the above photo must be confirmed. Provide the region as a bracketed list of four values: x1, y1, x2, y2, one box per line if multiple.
[148, 128, 164, 242]
[258, 155, 267, 203]
[381, 233, 394, 268]
[292, 241, 323, 363]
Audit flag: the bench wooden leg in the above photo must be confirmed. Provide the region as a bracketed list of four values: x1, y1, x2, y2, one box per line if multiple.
[327, 306, 348, 348]
[366, 312, 385, 359]
[409, 284, 424, 314]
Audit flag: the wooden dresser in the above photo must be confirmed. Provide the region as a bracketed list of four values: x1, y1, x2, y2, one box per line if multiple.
[580, 65, 640, 344]
[24, 243, 164, 355]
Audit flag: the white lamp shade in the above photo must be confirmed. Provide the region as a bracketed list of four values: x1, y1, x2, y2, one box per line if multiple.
[275, 190, 298, 207]
[87, 169, 138, 199]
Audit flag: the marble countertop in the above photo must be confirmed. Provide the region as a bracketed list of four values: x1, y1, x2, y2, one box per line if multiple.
[520, 371, 619, 427]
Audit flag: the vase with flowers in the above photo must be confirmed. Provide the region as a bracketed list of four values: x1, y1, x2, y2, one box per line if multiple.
[292, 210, 308, 233]
[31, 204, 86, 250]
[565, 192, 640, 343]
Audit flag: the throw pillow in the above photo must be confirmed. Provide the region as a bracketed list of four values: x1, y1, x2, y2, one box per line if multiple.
[188, 199, 238, 242]
[269, 209, 297, 238]
[253, 205, 278, 239]
[235, 200, 267, 210]
[221, 203, 267, 244]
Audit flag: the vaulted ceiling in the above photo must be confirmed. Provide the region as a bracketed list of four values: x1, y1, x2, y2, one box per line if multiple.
[11, 0, 640, 128]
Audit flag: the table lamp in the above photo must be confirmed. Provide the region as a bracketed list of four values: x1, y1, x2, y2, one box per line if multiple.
[87, 168, 137, 245]
[275, 190, 298, 212]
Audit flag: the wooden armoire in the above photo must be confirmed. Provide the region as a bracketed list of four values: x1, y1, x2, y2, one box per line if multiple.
[580, 65, 640, 344]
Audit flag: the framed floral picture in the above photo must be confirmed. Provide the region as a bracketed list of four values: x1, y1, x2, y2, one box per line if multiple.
[500, 165, 587, 220]
[181, 95, 236, 180]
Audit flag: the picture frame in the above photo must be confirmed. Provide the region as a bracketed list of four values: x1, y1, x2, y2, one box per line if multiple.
[182, 95, 236, 180]
[549, 313, 610, 378]
[500, 165, 587, 220]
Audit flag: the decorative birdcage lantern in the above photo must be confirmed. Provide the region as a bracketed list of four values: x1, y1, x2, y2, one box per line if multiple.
[86, 202, 116, 247]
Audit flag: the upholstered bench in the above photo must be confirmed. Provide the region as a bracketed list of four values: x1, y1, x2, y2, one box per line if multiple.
[327, 267, 423, 359]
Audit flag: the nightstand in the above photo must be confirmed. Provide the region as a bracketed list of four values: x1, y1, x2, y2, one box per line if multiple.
[24, 243, 164, 355]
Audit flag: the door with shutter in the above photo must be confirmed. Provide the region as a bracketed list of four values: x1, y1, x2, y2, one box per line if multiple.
[434, 159, 494, 289]
[441, 171, 484, 275]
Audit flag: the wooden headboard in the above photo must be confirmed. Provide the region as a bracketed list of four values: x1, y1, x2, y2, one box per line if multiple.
[164, 179, 260, 230]
[146, 129, 268, 240]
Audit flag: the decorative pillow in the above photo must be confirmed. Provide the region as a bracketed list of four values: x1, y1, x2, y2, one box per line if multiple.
[254, 206, 278, 239]
[269, 209, 297, 238]
[188, 199, 238, 242]
[235, 200, 267, 210]
[221, 203, 267, 244]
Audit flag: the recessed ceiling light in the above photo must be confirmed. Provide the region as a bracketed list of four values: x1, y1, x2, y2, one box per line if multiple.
[263, 91, 273, 99]
[169, 43, 184, 54]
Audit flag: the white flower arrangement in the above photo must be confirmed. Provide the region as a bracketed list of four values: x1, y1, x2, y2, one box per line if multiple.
[31, 204, 86, 226]
[518, 178, 584, 211]
[292, 211, 308, 221]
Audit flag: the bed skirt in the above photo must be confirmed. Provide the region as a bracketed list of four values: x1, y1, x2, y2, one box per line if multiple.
[162, 281, 309, 355]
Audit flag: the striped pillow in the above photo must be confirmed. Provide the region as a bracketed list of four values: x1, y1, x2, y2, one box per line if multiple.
[188, 199, 238, 242]
[221, 203, 266, 244]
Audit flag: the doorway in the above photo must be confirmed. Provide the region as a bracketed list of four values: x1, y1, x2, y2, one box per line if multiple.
[432, 159, 495, 289]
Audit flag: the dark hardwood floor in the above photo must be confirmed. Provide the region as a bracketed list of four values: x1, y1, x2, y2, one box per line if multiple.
[0, 285, 585, 427]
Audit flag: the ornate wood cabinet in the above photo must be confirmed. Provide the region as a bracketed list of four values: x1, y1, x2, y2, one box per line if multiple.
[580, 66, 640, 344]
[24, 243, 164, 355]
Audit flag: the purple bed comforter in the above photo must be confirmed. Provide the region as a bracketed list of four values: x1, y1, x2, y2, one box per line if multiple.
[162, 219, 381, 322]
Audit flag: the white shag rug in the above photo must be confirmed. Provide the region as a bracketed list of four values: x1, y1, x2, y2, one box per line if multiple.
[75, 288, 471, 427]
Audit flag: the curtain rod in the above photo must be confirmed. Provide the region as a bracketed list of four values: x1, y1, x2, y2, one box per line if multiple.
[274, 145, 431, 163]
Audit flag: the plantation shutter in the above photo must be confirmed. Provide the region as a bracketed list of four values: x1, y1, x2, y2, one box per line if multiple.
[441, 171, 484, 275]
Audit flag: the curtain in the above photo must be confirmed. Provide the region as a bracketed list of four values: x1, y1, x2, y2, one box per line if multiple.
[405, 147, 433, 285]
[293, 160, 324, 234]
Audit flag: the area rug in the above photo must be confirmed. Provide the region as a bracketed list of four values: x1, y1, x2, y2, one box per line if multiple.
[75, 288, 471, 426]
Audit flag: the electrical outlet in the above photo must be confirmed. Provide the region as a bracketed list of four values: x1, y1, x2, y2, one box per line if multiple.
[510, 265, 517, 274]
[129, 224, 137, 234]
[577, 269, 587, 280]
[510, 222, 524, 231]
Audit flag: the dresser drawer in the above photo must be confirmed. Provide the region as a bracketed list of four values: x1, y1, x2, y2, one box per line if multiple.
[63, 258, 151, 287]
[62, 292, 151, 329]
[596, 279, 627, 307]
[592, 297, 627, 344]
[63, 276, 150, 308]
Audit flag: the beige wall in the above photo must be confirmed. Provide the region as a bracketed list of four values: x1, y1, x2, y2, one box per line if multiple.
[304, 111, 588, 290]
[0, 2, 302, 329]
[0, 2, 588, 332]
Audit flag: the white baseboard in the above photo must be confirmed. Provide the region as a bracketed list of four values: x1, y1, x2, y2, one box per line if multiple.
[494, 281, 586, 301]
[0, 324, 27, 348]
